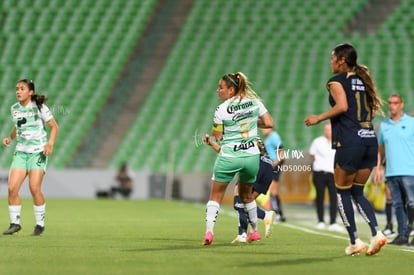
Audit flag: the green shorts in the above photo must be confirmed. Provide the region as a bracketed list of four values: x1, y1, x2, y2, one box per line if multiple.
[11, 151, 48, 172]
[212, 155, 259, 183]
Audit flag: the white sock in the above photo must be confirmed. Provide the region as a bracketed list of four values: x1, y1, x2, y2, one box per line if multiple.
[33, 204, 46, 227]
[244, 201, 258, 232]
[205, 200, 220, 233]
[9, 205, 21, 224]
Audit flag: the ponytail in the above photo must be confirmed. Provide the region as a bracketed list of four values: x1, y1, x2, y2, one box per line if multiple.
[354, 64, 384, 116]
[223, 72, 262, 104]
[31, 94, 48, 111]
[333, 43, 384, 117]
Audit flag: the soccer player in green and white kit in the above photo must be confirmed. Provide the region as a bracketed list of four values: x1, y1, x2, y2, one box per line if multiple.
[202, 72, 273, 245]
[2, 79, 58, 236]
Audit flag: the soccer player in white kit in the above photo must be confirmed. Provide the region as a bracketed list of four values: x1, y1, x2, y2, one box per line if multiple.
[2, 79, 58, 236]
[202, 72, 273, 245]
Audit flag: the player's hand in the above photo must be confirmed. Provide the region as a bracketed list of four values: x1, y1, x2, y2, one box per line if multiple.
[2, 137, 12, 147]
[43, 143, 54, 156]
[202, 134, 211, 145]
[304, 115, 321, 127]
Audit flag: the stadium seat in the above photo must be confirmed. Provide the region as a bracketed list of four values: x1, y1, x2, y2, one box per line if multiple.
[110, 0, 414, 173]
[0, 0, 158, 169]
[2, 0, 413, 172]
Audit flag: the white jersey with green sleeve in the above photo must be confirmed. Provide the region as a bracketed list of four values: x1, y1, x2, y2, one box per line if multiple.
[213, 96, 268, 158]
[11, 101, 54, 153]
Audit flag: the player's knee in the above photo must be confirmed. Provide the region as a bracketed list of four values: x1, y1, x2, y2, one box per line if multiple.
[7, 189, 19, 197]
[29, 187, 42, 196]
[239, 193, 254, 204]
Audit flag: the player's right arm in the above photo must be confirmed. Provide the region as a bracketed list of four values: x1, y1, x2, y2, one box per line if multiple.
[211, 123, 223, 142]
[2, 126, 16, 147]
[203, 134, 221, 153]
[305, 82, 348, 126]
[212, 105, 224, 142]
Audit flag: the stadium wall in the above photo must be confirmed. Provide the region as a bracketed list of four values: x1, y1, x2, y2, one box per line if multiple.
[0, 169, 151, 199]
[0, 158, 312, 203]
[0, 169, 212, 201]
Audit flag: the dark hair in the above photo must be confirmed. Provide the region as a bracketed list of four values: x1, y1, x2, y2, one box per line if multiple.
[333, 43, 384, 116]
[120, 162, 128, 170]
[18, 79, 47, 111]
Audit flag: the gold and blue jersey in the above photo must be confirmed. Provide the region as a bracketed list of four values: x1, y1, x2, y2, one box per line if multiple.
[327, 72, 377, 148]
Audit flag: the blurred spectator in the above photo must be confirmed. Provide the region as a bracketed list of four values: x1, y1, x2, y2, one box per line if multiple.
[374, 94, 414, 246]
[111, 162, 133, 199]
[309, 123, 344, 232]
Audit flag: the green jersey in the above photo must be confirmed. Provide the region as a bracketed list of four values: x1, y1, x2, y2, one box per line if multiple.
[11, 101, 54, 153]
[213, 96, 268, 158]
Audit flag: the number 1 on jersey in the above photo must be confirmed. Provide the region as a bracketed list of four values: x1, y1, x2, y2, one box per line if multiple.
[355, 91, 371, 122]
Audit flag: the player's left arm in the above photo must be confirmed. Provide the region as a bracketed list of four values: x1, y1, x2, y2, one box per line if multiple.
[44, 118, 59, 156]
[258, 112, 273, 129]
[257, 101, 273, 129]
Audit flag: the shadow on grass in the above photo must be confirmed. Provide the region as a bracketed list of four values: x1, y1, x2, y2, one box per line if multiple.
[122, 238, 279, 252]
[235, 256, 342, 267]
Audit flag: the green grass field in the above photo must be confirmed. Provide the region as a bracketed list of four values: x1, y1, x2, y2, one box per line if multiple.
[0, 198, 412, 275]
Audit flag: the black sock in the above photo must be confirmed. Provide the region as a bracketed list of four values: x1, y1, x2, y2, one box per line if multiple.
[257, 206, 265, 220]
[275, 195, 284, 216]
[351, 185, 379, 236]
[233, 195, 248, 234]
[337, 188, 358, 244]
[385, 200, 393, 226]
[270, 195, 279, 213]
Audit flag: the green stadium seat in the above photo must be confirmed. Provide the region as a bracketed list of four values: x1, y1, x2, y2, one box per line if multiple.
[108, 0, 414, 173]
[0, 0, 158, 169]
[2, 0, 413, 171]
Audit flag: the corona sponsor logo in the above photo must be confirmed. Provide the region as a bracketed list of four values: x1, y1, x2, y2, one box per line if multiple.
[227, 101, 253, 114]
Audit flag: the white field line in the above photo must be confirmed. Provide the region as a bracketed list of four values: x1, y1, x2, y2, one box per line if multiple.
[194, 203, 414, 253]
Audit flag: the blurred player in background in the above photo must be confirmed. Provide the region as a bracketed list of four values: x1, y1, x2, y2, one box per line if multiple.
[202, 72, 273, 245]
[304, 43, 387, 256]
[2, 79, 59, 236]
[204, 135, 274, 243]
[261, 128, 286, 222]
[309, 123, 344, 232]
